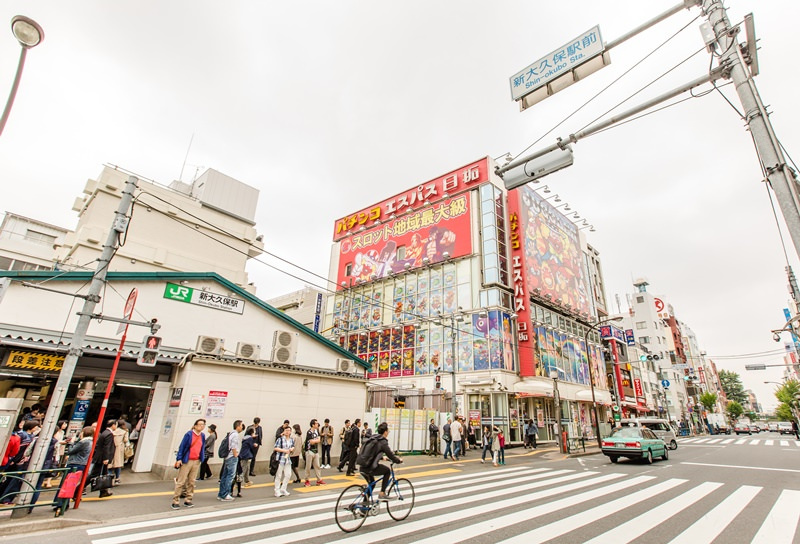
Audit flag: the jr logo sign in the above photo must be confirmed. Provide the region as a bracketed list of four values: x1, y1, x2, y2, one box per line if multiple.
[164, 283, 192, 302]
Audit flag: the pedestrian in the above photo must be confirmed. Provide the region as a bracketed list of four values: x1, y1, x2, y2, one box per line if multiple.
[344, 419, 361, 476]
[198, 423, 216, 480]
[480, 425, 493, 464]
[491, 426, 501, 466]
[792, 419, 799, 439]
[273, 425, 294, 497]
[245, 417, 263, 477]
[43, 420, 69, 488]
[338, 419, 351, 468]
[523, 419, 530, 449]
[428, 419, 439, 456]
[451, 417, 463, 461]
[526, 419, 538, 449]
[459, 418, 467, 456]
[170, 418, 205, 509]
[23, 426, 59, 511]
[230, 456, 244, 498]
[239, 427, 256, 487]
[442, 418, 453, 460]
[290, 424, 302, 483]
[497, 429, 506, 465]
[64, 426, 93, 500]
[467, 422, 476, 450]
[320, 418, 334, 469]
[275, 419, 290, 440]
[217, 419, 243, 502]
[0, 420, 41, 502]
[88, 419, 117, 498]
[111, 420, 129, 484]
[303, 419, 325, 487]
[362, 422, 373, 440]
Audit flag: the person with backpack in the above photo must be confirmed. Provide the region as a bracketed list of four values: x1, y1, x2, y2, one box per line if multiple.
[272, 425, 294, 498]
[303, 419, 325, 487]
[217, 420, 243, 502]
[526, 419, 538, 449]
[320, 418, 334, 469]
[239, 428, 256, 487]
[442, 418, 453, 461]
[357, 422, 403, 501]
[244, 417, 262, 477]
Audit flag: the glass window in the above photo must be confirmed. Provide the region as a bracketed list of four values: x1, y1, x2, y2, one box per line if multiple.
[0, 256, 12, 270]
[24, 230, 57, 245]
[484, 267, 499, 284]
[635, 321, 647, 330]
[640, 336, 650, 343]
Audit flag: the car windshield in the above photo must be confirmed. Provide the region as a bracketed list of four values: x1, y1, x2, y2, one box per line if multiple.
[610, 427, 643, 439]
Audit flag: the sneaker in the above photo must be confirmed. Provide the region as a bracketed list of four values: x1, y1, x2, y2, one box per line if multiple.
[244, 482, 253, 487]
[480, 459, 485, 464]
[220, 495, 235, 502]
[378, 493, 392, 502]
[304, 480, 311, 487]
[171, 503, 180, 510]
[236, 493, 243, 497]
[281, 490, 290, 497]
[274, 493, 282, 498]
[183, 501, 194, 508]
[316, 480, 326, 486]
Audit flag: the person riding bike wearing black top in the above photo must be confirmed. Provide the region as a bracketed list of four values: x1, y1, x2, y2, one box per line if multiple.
[357, 422, 403, 501]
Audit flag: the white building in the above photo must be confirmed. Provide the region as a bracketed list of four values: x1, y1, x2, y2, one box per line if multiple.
[267, 286, 327, 332]
[0, 212, 70, 271]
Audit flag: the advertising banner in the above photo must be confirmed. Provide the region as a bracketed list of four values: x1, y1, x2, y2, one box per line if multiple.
[333, 158, 489, 241]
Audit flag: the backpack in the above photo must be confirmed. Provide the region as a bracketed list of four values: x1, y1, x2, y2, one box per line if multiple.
[268, 451, 279, 476]
[218, 432, 230, 457]
[356, 436, 381, 470]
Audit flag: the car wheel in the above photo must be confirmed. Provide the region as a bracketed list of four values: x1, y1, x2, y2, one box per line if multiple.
[669, 439, 678, 450]
[645, 450, 653, 464]
[609, 455, 618, 464]
[662, 447, 669, 461]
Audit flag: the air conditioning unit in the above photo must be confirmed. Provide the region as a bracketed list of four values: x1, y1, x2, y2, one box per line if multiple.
[236, 342, 260, 361]
[196, 336, 224, 356]
[336, 358, 356, 374]
[272, 330, 298, 364]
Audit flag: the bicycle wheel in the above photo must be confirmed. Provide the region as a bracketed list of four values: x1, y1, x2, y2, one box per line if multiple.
[335, 484, 370, 533]
[386, 478, 415, 521]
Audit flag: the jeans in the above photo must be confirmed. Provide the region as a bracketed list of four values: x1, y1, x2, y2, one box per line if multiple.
[498, 447, 505, 464]
[321, 444, 332, 466]
[217, 456, 238, 499]
[443, 440, 452, 459]
[481, 443, 491, 461]
[453, 440, 462, 460]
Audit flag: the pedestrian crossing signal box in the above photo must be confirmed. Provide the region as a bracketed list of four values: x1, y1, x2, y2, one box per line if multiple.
[394, 396, 406, 409]
[435, 374, 442, 389]
[137, 335, 162, 367]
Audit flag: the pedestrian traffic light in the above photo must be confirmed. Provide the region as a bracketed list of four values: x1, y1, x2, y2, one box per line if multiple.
[435, 374, 442, 389]
[394, 396, 406, 409]
[138, 335, 162, 367]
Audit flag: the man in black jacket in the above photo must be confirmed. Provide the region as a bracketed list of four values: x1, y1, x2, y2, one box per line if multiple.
[88, 420, 117, 497]
[358, 422, 403, 501]
[344, 419, 361, 476]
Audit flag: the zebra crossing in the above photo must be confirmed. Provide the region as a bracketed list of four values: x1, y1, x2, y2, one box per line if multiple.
[84, 465, 800, 544]
[682, 436, 800, 447]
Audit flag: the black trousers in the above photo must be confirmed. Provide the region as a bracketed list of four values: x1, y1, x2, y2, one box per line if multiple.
[337, 447, 350, 470]
[346, 447, 358, 474]
[365, 464, 391, 493]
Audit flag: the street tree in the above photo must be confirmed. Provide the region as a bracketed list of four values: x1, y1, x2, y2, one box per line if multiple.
[773, 379, 800, 421]
[718, 370, 747, 404]
[726, 400, 744, 421]
[699, 392, 718, 412]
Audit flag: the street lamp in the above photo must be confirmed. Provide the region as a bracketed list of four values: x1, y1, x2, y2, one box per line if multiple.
[549, 368, 563, 452]
[584, 316, 623, 448]
[0, 15, 44, 136]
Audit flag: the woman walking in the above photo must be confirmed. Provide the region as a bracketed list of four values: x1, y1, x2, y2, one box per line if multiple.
[491, 426, 501, 466]
[480, 425, 493, 464]
[111, 420, 130, 484]
[198, 424, 216, 480]
[290, 424, 302, 483]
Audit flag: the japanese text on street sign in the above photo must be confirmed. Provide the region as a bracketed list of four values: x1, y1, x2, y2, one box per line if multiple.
[6, 350, 65, 372]
[163, 282, 245, 315]
[510, 26, 604, 101]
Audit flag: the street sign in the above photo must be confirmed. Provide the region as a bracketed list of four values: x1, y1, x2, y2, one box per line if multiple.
[612, 405, 619, 412]
[744, 364, 766, 371]
[661, 379, 670, 388]
[117, 288, 138, 334]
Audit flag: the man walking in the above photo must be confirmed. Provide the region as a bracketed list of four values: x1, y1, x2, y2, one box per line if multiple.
[88, 420, 117, 498]
[217, 420, 243, 502]
[171, 419, 205, 509]
[428, 419, 439, 456]
[337, 419, 351, 472]
[303, 419, 325, 487]
[442, 418, 453, 460]
[245, 417, 263, 477]
[451, 416, 463, 461]
[344, 419, 361, 476]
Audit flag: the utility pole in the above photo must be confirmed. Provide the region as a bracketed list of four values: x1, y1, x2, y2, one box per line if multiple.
[15, 175, 138, 515]
[703, 0, 800, 259]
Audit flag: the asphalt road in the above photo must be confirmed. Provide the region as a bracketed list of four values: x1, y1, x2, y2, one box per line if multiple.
[2, 433, 798, 543]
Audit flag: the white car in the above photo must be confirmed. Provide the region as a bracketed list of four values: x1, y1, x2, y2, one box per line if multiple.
[777, 422, 794, 435]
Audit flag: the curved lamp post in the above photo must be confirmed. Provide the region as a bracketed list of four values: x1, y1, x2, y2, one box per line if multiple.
[0, 15, 44, 137]
[585, 316, 623, 448]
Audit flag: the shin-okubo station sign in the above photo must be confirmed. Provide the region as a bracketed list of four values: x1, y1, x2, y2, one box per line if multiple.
[510, 25, 608, 110]
[163, 282, 245, 314]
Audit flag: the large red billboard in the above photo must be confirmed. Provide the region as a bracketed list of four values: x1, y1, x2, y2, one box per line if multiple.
[332, 158, 489, 241]
[337, 194, 473, 287]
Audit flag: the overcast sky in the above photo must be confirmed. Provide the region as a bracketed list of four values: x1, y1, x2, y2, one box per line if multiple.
[1, 1, 797, 411]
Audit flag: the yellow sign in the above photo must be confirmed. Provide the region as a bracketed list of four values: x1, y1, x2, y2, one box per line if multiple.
[6, 350, 65, 372]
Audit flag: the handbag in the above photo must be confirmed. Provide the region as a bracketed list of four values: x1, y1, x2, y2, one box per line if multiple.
[90, 473, 114, 492]
[124, 442, 135, 459]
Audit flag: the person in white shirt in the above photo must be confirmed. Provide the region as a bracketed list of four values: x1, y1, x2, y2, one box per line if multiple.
[451, 417, 463, 461]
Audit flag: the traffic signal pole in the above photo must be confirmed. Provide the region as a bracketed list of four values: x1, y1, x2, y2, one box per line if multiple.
[13, 175, 139, 516]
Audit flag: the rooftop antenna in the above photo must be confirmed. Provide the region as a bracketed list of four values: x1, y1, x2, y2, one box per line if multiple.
[178, 132, 195, 182]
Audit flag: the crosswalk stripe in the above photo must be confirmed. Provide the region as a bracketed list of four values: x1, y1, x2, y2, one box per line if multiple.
[582, 482, 722, 544]
[408, 475, 656, 544]
[152, 469, 588, 544]
[311, 472, 635, 544]
[765, 440, 774, 446]
[87, 465, 534, 537]
[721, 439, 734, 444]
[751, 489, 800, 544]
[499, 478, 687, 543]
[736, 439, 747, 444]
[668, 485, 761, 543]
[780, 440, 789, 446]
[750, 439, 760, 445]
[695, 438, 711, 444]
[681, 438, 699, 443]
[707, 438, 723, 444]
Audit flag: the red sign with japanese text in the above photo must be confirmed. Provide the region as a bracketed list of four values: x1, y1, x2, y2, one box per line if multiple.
[337, 194, 473, 287]
[332, 158, 489, 241]
[506, 190, 536, 377]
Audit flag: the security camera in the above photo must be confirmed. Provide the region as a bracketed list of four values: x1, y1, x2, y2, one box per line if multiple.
[773, 332, 782, 342]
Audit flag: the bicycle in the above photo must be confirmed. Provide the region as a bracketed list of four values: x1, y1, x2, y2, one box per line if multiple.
[334, 462, 415, 533]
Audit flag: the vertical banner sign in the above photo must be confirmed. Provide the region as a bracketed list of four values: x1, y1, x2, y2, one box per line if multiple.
[625, 329, 635, 346]
[507, 190, 535, 376]
[313, 293, 323, 332]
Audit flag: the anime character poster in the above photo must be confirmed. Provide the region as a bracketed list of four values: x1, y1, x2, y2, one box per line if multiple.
[442, 342, 455, 374]
[390, 328, 402, 351]
[378, 351, 390, 378]
[458, 341, 473, 372]
[543, 328, 558, 377]
[405, 282, 417, 321]
[390, 351, 402, 377]
[357, 333, 368, 356]
[392, 285, 404, 324]
[430, 348, 442, 374]
[369, 330, 379, 353]
[515, 186, 591, 316]
[414, 347, 429, 375]
[371, 290, 383, 326]
[472, 314, 490, 370]
[578, 340, 590, 386]
[443, 270, 457, 313]
[402, 349, 414, 376]
[416, 275, 429, 318]
[367, 353, 378, 379]
[403, 325, 415, 348]
[347, 335, 358, 355]
[380, 329, 391, 352]
[488, 311, 502, 369]
[502, 313, 515, 371]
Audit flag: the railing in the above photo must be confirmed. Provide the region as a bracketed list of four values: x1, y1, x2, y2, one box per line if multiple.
[0, 467, 78, 517]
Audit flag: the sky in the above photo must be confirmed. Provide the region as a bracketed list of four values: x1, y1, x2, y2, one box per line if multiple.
[1, 1, 797, 411]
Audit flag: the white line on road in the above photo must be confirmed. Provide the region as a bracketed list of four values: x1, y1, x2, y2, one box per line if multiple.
[780, 440, 789, 446]
[751, 489, 800, 544]
[764, 440, 774, 446]
[682, 462, 800, 473]
[721, 439, 734, 444]
[668, 485, 761, 544]
[735, 439, 747, 444]
[707, 439, 723, 444]
[749, 440, 760, 445]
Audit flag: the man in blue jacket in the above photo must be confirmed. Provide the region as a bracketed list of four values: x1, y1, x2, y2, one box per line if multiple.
[171, 419, 206, 510]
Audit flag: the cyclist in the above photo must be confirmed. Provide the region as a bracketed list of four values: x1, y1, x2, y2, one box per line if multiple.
[357, 422, 403, 501]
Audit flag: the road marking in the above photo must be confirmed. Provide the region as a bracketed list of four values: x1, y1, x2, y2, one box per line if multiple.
[780, 440, 789, 446]
[707, 438, 723, 444]
[721, 439, 734, 444]
[583, 481, 722, 544]
[668, 485, 761, 544]
[764, 440, 774, 446]
[679, 445, 725, 448]
[694, 438, 712, 444]
[499, 478, 687, 543]
[749, 439, 760, 445]
[294, 467, 459, 492]
[682, 462, 800, 473]
[735, 439, 747, 444]
[751, 489, 800, 544]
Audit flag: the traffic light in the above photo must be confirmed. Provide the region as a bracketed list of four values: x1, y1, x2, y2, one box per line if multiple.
[435, 374, 442, 389]
[394, 396, 406, 409]
[138, 335, 162, 367]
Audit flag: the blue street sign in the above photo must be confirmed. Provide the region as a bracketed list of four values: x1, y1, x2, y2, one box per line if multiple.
[71, 399, 91, 422]
[661, 379, 670, 388]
